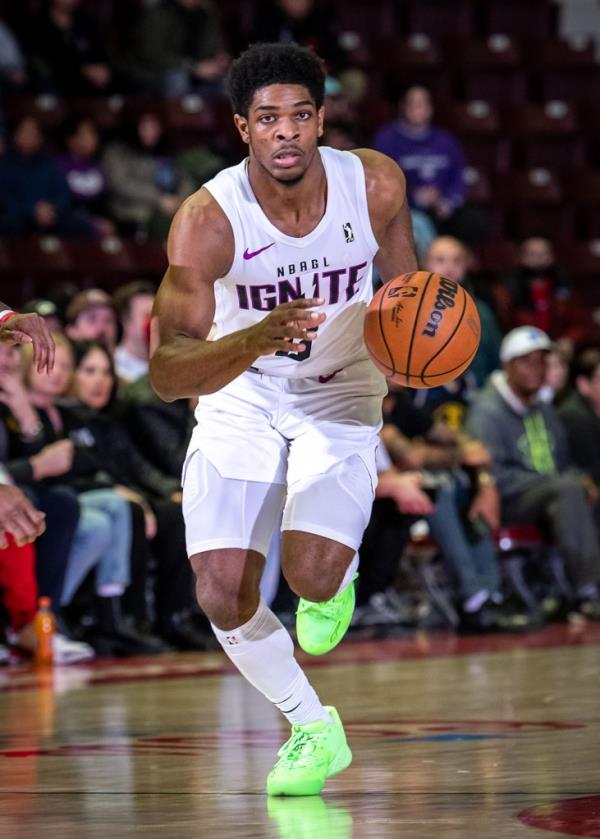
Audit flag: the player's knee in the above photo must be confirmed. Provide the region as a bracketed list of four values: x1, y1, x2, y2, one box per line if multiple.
[283, 557, 340, 603]
[190, 550, 262, 628]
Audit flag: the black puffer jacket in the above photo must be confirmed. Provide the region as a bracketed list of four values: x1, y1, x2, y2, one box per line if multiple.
[119, 375, 193, 479]
[13, 400, 180, 501]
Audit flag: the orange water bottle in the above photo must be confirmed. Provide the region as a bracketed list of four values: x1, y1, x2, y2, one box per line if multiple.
[34, 597, 55, 666]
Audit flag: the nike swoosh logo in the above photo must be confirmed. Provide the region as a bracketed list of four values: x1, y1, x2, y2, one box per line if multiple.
[243, 242, 275, 260]
[318, 369, 343, 384]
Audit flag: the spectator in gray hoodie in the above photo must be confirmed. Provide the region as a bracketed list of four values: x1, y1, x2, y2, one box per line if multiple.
[466, 326, 600, 621]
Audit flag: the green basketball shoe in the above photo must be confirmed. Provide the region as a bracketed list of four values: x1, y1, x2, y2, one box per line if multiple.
[267, 706, 352, 796]
[296, 574, 358, 656]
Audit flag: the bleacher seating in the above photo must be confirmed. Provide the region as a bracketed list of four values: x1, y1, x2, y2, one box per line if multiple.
[0, 0, 597, 301]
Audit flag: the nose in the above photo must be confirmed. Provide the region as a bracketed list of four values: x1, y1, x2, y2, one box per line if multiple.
[275, 118, 300, 141]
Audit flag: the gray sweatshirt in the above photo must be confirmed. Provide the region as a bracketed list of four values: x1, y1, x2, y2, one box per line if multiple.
[466, 370, 572, 501]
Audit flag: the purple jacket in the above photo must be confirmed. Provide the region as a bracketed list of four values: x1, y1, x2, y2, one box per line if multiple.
[373, 120, 466, 209]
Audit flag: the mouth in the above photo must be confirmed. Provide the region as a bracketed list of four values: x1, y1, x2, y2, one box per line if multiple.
[273, 148, 302, 168]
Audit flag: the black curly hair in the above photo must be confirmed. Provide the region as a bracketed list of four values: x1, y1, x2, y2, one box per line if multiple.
[227, 42, 326, 117]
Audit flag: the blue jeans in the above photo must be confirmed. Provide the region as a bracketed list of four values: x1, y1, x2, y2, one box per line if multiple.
[61, 490, 132, 606]
[427, 475, 500, 600]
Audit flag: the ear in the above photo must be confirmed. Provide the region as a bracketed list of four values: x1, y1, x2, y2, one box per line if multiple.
[233, 113, 250, 146]
[317, 106, 325, 139]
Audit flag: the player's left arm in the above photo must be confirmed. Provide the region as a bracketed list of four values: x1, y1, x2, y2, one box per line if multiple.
[352, 149, 418, 282]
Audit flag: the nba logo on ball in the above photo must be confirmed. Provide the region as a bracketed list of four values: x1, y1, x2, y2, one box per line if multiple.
[363, 271, 481, 388]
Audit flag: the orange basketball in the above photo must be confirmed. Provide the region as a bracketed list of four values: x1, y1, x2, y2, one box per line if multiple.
[363, 271, 481, 388]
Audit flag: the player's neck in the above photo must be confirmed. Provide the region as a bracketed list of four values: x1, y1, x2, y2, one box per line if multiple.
[247, 151, 327, 235]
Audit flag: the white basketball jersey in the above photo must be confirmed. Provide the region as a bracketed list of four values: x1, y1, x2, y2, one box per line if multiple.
[203, 146, 379, 377]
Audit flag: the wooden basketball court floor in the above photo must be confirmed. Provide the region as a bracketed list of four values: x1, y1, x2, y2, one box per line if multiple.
[1, 624, 600, 839]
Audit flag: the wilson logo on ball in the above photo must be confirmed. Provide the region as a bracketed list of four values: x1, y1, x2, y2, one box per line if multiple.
[422, 278, 459, 338]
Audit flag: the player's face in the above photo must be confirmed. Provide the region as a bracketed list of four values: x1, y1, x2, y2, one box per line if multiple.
[234, 84, 324, 184]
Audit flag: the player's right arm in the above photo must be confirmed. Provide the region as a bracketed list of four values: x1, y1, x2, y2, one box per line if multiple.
[149, 189, 325, 401]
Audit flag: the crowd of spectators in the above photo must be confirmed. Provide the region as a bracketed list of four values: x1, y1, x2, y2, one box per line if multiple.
[1, 0, 600, 661]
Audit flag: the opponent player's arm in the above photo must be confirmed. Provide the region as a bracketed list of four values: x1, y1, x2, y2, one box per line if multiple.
[150, 190, 325, 401]
[353, 149, 418, 282]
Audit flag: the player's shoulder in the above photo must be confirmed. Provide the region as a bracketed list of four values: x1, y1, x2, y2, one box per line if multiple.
[351, 148, 407, 222]
[167, 186, 234, 272]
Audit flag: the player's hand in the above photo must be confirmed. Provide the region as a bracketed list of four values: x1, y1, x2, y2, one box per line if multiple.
[0, 312, 55, 373]
[246, 298, 326, 357]
[0, 485, 46, 548]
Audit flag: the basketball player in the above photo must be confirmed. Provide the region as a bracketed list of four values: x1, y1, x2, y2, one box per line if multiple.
[150, 43, 417, 796]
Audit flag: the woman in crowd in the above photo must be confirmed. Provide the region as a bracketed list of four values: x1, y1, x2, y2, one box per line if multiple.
[65, 341, 207, 650]
[13, 335, 165, 656]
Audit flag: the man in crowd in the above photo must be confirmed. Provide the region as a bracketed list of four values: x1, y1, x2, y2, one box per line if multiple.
[559, 348, 600, 487]
[65, 289, 118, 350]
[113, 281, 155, 384]
[466, 327, 600, 620]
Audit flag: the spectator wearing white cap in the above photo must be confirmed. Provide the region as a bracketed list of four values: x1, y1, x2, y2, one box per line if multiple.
[466, 326, 600, 621]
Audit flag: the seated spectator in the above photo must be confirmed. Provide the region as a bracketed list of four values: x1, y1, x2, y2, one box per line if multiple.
[499, 238, 598, 351]
[55, 115, 114, 237]
[0, 116, 94, 238]
[373, 86, 486, 244]
[383, 388, 528, 632]
[178, 143, 226, 193]
[425, 236, 502, 387]
[466, 327, 600, 620]
[120, 375, 194, 478]
[103, 111, 194, 240]
[64, 341, 207, 649]
[539, 346, 571, 406]
[65, 289, 118, 351]
[0, 345, 79, 616]
[15, 336, 164, 656]
[0, 20, 27, 90]
[113, 281, 155, 384]
[250, 1, 346, 76]
[121, 0, 229, 97]
[356, 442, 433, 626]
[559, 348, 600, 487]
[28, 0, 111, 94]
[0, 347, 97, 661]
[503, 238, 570, 329]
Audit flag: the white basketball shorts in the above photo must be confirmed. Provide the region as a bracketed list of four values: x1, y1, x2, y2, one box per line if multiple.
[181, 358, 387, 557]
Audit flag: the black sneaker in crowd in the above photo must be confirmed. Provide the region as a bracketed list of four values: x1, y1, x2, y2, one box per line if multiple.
[458, 601, 533, 635]
[159, 611, 213, 651]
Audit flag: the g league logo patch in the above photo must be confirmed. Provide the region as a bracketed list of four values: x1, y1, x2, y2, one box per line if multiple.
[343, 222, 355, 243]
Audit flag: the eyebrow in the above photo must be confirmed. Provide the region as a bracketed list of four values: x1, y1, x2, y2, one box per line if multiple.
[254, 100, 314, 112]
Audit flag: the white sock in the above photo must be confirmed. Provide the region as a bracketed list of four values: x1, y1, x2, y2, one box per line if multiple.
[334, 553, 359, 596]
[211, 599, 332, 726]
